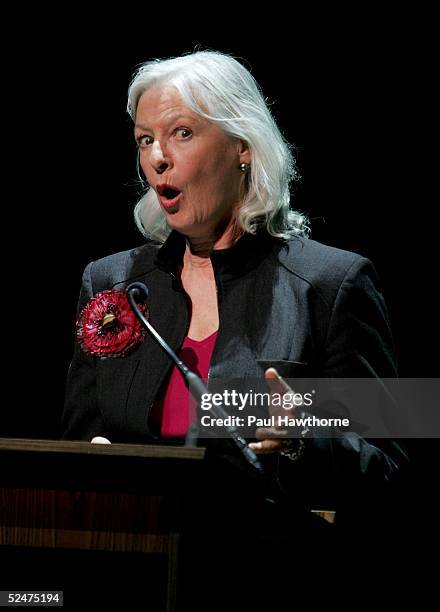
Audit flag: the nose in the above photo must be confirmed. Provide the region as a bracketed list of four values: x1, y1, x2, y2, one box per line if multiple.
[149, 140, 170, 174]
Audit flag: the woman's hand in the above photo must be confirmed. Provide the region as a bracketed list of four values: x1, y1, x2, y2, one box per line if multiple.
[90, 436, 111, 444]
[248, 368, 300, 454]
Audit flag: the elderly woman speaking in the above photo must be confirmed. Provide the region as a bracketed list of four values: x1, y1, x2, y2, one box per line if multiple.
[63, 51, 405, 520]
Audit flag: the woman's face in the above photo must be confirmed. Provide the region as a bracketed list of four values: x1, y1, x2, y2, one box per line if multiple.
[135, 86, 250, 239]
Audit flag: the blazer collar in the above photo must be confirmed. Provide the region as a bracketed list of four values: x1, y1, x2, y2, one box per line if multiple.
[155, 229, 281, 281]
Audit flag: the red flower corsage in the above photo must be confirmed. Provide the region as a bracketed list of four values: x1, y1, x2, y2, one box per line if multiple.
[76, 289, 148, 358]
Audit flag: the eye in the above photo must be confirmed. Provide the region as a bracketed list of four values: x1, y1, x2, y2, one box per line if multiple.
[175, 127, 192, 140]
[136, 135, 153, 148]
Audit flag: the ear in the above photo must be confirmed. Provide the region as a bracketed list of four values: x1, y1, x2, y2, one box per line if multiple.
[237, 139, 251, 165]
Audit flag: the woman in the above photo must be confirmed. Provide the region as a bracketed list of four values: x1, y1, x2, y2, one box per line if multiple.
[63, 50, 405, 521]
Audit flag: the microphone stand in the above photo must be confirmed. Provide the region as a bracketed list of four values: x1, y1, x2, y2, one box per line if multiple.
[126, 282, 264, 476]
[125, 282, 329, 525]
[124, 283, 337, 596]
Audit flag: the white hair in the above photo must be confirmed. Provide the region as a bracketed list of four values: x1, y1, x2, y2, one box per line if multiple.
[127, 50, 309, 242]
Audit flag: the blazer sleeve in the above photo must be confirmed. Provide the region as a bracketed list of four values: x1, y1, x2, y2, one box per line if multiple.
[276, 256, 408, 513]
[323, 256, 397, 379]
[62, 262, 107, 441]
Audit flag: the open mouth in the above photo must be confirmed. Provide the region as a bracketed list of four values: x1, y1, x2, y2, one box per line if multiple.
[156, 184, 182, 210]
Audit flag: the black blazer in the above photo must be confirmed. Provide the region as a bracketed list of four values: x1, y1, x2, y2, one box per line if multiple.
[63, 230, 406, 508]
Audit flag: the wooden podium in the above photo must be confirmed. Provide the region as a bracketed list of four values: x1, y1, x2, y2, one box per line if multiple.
[0, 438, 206, 611]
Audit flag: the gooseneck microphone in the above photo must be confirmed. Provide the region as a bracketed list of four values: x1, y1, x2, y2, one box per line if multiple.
[125, 281, 263, 474]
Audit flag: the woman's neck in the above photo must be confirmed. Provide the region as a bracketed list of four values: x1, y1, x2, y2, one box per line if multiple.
[185, 219, 242, 261]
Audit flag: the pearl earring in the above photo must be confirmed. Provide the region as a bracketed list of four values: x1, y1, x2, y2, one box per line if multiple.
[240, 163, 249, 173]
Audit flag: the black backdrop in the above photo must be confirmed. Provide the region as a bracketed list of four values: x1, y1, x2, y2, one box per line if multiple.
[1, 17, 438, 591]
[4, 27, 436, 444]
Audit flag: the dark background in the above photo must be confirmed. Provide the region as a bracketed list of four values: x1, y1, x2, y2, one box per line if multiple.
[0, 15, 438, 589]
[3, 22, 436, 443]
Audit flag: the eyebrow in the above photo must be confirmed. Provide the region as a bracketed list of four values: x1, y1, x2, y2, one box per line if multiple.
[134, 114, 196, 132]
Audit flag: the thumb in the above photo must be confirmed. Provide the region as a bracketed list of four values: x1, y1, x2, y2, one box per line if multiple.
[264, 368, 292, 396]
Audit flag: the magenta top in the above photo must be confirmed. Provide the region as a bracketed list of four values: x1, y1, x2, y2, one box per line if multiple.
[158, 331, 218, 438]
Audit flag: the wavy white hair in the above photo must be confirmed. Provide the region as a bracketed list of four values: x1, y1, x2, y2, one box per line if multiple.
[127, 50, 308, 242]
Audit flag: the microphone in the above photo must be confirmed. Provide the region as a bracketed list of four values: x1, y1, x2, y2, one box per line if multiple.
[125, 282, 263, 474]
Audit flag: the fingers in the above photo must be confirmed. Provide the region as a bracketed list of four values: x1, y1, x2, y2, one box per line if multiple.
[249, 438, 290, 454]
[90, 436, 111, 444]
[248, 368, 300, 454]
[250, 424, 290, 454]
[264, 367, 292, 396]
[255, 426, 288, 440]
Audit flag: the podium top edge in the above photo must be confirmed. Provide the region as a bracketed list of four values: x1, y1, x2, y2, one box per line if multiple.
[0, 438, 206, 460]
